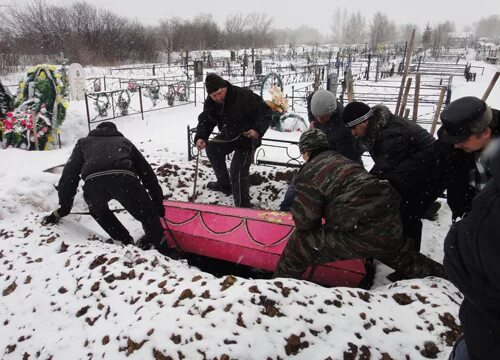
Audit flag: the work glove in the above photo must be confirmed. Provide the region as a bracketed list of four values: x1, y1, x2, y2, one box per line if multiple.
[41, 210, 61, 226]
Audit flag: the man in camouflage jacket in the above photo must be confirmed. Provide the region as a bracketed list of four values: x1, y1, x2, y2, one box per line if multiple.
[274, 128, 445, 281]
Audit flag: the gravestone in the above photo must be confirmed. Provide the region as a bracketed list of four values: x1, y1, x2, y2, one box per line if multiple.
[68, 63, 85, 101]
[254, 59, 262, 76]
[327, 72, 339, 97]
[194, 60, 203, 82]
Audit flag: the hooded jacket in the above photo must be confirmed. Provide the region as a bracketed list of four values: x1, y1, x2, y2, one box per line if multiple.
[56, 125, 163, 217]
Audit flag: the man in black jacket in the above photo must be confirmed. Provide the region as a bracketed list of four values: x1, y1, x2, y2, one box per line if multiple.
[279, 89, 363, 211]
[444, 140, 500, 360]
[42, 122, 165, 249]
[343, 101, 442, 252]
[438, 96, 500, 221]
[195, 74, 271, 208]
[307, 89, 363, 163]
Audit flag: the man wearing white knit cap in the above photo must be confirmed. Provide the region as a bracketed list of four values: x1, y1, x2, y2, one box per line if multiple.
[279, 90, 362, 211]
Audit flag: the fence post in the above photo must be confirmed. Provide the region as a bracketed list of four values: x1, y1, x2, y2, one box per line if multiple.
[412, 73, 421, 122]
[138, 86, 144, 120]
[85, 93, 91, 132]
[291, 85, 295, 111]
[187, 125, 193, 161]
[103, 75, 107, 91]
[430, 86, 447, 136]
[398, 77, 412, 118]
[194, 80, 197, 107]
[111, 91, 116, 119]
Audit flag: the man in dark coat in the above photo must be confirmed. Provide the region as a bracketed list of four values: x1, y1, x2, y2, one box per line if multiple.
[343, 101, 441, 251]
[279, 90, 363, 211]
[42, 122, 165, 249]
[307, 89, 364, 163]
[274, 128, 445, 281]
[437, 96, 500, 221]
[444, 140, 500, 360]
[195, 73, 272, 208]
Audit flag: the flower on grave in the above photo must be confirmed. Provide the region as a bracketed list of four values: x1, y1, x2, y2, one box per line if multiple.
[127, 80, 138, 92]
[268, 85, 288, 113]
[14, 64, 70, 132]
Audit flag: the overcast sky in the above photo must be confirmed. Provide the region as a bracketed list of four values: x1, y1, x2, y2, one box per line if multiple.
[21, 0, 500, 34]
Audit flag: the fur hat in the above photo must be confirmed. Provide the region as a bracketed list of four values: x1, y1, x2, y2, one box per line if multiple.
[343, 102, 373, 128]
[440, 96, 492, 144]
[310, 90, 337, 117]
[205, 73, 226, 95]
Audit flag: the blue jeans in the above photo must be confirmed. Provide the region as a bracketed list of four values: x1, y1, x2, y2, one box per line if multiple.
[448, 337, 470, 360]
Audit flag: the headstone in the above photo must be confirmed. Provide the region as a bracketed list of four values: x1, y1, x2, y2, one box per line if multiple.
[230, 51, 236, 62]
[327, 72, 339, 97]
[68, 63, 85, 100]
[194, 60, 203, 82]
[254, 59, 262, 76]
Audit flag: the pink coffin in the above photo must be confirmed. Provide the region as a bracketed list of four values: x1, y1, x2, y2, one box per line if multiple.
[161, 201, 366, 287]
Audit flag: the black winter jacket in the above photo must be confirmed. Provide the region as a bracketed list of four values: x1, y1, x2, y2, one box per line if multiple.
[56, 126, 163, 217]
[444, 150, 500, 359]
[437, 109, 500, 219]
[363, 105, 439, 214]
[195, 81, 271, 148]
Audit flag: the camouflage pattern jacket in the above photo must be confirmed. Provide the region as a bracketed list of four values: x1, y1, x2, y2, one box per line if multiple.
[292, 150, 402, 249]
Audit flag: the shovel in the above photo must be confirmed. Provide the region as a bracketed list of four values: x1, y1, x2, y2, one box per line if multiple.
[188, 151, 200, 202]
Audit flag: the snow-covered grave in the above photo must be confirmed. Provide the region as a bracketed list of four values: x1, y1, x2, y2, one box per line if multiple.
[0, 56, 499, 359]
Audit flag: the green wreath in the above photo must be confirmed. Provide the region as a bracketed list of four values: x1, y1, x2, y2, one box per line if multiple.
[259, 72, 283, 98]
[117, 90, 130, 116]
[14, 64, 69, 129]
[95, 93, 110, 117]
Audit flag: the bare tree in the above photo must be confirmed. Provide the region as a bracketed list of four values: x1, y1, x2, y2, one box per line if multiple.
[192, 13, 220, 50]
[343, 11, 366, 45]
[398, 24, 420, 44]
[330, 7, 347, 43]
[370, 12, 394, 51]
[245, 12, 274, 48]
[224, 13, 247, 49]
[475, 15, 500, 40]
[431, 21, 455, 57]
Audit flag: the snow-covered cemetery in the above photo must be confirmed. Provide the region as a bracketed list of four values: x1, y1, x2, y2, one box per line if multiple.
[1, 1, 500, 359]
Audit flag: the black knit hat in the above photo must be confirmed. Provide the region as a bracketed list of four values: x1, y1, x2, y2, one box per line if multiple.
[96, 121, 117, 130]
[343, 102, 373, 128]
[205, 73, 226, 95]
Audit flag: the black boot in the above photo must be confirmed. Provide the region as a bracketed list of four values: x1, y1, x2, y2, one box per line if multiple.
[206, 181, 231, 195]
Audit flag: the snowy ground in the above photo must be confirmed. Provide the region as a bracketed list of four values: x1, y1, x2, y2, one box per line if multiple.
[0, 59, 499, 359]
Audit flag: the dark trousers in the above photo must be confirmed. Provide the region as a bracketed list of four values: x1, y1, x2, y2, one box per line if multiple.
[274, 226, 445, 281]
[205, 136, 255, 207]
[82, 174, 163, 246]
[279, 176, 297, 211]
[401, 212, 423, 252]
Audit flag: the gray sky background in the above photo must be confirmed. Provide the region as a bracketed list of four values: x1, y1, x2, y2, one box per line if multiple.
[29, 0, 500, 34]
